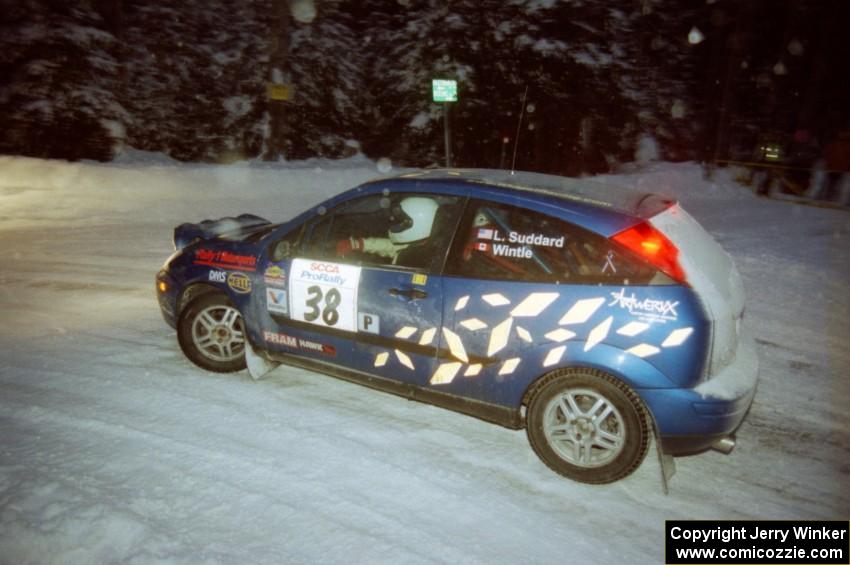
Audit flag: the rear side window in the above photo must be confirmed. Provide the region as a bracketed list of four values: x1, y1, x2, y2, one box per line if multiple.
[445, 200, 656, 285]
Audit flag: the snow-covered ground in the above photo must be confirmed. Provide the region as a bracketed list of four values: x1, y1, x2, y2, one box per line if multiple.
[1, 154, 848, 564]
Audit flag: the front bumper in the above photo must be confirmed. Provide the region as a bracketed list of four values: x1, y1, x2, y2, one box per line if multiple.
[639, 326, 759, 454]
[156, 269, 179, 329]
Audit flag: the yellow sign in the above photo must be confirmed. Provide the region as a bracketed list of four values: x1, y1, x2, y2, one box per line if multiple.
[412, 273, 428, 286]
[267, 83, 293, 101]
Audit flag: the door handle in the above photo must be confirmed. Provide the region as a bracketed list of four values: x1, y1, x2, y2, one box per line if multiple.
[388, 287, 428, 300]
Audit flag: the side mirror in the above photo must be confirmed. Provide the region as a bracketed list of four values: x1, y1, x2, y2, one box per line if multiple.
[270, 240, 292, 262]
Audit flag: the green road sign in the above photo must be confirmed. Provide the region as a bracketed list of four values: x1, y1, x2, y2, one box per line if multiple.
[432, 79, 457, 102]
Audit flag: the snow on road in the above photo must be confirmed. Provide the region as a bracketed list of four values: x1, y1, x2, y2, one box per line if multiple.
[1, 155, 848, 564]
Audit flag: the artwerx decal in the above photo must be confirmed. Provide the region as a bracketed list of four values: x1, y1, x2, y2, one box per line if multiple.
[608, 288, 679, 321]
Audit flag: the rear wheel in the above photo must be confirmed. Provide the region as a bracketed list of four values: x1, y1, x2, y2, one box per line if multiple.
[177, 293, 247, 373]
[526, 368, 649, 484]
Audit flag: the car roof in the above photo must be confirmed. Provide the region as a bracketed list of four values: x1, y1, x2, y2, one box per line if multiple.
[356, 168, 675, 237]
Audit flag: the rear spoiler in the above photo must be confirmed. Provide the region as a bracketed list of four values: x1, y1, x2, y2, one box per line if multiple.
[633, 193, 678, 219]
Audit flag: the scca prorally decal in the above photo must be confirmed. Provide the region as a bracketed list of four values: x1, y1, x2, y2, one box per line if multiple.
[299, 262, 347, 286]
[608, 288, 678, 321]
[194, 249, 257, 272]
[290, 259, 361, 332]
[208, 270, 227, 283]
[227, 272, 252, 294]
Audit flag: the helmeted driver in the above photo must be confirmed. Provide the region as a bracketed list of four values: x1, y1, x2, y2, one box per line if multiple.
[336, 196, 439, 264]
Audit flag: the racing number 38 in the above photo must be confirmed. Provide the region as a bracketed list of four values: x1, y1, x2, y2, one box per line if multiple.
[289, 259, 361, 332]
[304, 285, 342, 326]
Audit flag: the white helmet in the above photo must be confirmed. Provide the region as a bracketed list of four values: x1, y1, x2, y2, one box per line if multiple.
[389, 197, 439, 244]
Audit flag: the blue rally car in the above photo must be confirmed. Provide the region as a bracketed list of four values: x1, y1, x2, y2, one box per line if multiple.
[156, 169, 758, 484]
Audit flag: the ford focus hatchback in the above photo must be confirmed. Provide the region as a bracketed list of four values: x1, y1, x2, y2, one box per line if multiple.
[156, 169, 758, 484]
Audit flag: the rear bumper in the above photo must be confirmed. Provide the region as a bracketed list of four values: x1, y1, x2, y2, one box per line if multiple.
[640, 326, 759, 454]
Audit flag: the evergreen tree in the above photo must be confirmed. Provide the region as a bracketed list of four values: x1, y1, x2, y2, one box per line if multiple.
[0, 0, 125, 160]
[120, 0, 270, 161]
[285, 0, 366, 159]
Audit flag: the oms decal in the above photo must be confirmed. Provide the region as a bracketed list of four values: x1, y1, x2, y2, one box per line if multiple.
[208, 270, 227, 283]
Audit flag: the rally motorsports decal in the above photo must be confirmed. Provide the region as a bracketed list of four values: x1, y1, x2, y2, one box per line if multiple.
[194, 248, 257, 272]
[289, 259, 361, 332]
[608, 288, 678, 321]
[226, 272, 252, 294]
[263, 265, 287, 287]
[263, 330, 336, 357]
[266, 288, 288, 315]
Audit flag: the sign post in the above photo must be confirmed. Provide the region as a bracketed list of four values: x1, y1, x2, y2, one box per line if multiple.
[432, 79, 457, 168]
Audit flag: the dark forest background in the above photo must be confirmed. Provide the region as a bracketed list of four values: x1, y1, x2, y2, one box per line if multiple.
[1, 0, 847, 175]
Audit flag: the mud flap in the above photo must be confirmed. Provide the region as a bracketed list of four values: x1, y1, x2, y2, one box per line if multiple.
[245, 341, 279, 380]
[652, 415, 676, 494]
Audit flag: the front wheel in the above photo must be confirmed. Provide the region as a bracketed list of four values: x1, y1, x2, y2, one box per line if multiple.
[526, 368, 650, 484]
[177, 293, 247, 373]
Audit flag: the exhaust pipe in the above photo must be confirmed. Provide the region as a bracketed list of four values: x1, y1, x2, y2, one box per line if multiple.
[711, 435, 736, 455]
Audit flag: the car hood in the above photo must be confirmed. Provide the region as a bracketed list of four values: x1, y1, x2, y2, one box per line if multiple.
[173, 214, 271, 250]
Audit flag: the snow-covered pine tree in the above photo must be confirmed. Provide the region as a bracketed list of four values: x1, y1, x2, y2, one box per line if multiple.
[0, 1, 126, 160]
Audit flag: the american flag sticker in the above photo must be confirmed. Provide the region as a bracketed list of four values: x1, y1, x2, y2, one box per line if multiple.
[477, 228, 494, 240]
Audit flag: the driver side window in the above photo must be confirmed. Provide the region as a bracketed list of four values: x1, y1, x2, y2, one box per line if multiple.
[299, 193, 463, 272]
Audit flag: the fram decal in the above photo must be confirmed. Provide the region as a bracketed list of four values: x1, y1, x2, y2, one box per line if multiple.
[208, 270, 227, 283]
[608, 288, 679, 321]
[227, 272, 252, 294]
[194, 249, 257, 272]
[262, 331, 335, 357]
[264, 330, 298, 348]
[263, 265, 287, 286]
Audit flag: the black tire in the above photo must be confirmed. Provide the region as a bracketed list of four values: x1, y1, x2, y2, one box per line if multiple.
[526, 368, 650, 484]
[177, 292, 247, 373]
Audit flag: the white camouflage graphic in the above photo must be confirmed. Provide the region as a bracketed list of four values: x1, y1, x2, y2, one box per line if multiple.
[368, 291, 694, 385]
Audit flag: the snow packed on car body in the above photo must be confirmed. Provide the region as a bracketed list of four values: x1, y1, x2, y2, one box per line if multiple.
[155, 168, 759, 485]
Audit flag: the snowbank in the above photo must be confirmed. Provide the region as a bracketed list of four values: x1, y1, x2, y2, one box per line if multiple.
[0, 156, 847, 564]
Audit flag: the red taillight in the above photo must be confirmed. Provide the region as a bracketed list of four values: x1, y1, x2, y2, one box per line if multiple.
[612, 221, 687, 283]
